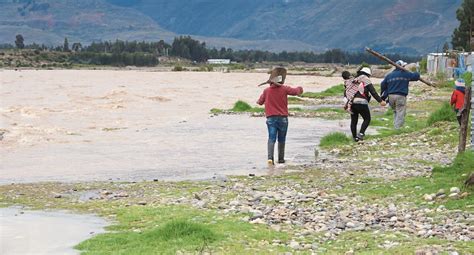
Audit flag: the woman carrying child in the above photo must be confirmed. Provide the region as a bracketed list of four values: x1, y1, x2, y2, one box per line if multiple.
[343, 67, 386, 142]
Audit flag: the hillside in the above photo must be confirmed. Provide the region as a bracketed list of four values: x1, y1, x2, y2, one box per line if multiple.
[0, 0, 463, 54]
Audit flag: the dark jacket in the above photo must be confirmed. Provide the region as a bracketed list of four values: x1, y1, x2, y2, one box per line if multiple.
[353, 75, 383, 103]
[380, 69, 420, 99]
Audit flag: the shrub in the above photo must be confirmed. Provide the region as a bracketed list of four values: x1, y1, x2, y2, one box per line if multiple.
[232, 100, 253, 112]
[320, 132, 351, 147]
[173, 65, 185, 71]
[427, 102, 456, 126]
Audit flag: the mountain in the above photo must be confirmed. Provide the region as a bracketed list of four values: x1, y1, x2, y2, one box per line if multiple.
[0, 0, 463, 54]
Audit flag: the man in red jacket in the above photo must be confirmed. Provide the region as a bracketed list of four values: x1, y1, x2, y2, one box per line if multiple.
[450, 78, 466, 125]
[257, 70, 303, 165]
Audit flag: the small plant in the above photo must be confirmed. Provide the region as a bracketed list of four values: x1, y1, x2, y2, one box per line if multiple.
[427, 102, 456, 126]
[419, 57, 427, 74]
[320, 132, 351, 147]
[232, 100, 253, 112]
[173, 65, 187, 71]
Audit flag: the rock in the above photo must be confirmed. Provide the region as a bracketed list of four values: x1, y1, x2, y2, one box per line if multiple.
[450, 187, 460, 194]
[460, 192, 469, 198]
[436, 189, 445, 196]
[53, 194, 62, 198]
[289, 241, 300, 250]
[101, 190, 112, 196]
[390, 216, 398, 222]
[423, 194, 434, 201]
[346, 222, 356, 228]
[137, 201, 147, 206]
[250, 218, 265, 224]
[270, 224, 281, 232]
[449, 193, 459, 199]
[229, 200, 241, 207]
[345, 250, 355, 255]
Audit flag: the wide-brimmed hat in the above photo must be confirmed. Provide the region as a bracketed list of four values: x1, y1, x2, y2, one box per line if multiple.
[358, 67, 372, 76]
[268, 67, 287, 84]
[455, 78, 465, 87]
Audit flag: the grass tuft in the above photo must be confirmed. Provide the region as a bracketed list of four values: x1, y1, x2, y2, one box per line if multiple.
[232, 100, 253, 112]
[320, 132, 351, 147]
[156, 220, 217, 242]
[427, 102, 456, 126]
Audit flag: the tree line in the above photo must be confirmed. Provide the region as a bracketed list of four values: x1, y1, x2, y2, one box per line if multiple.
[3, 35, 420, 66]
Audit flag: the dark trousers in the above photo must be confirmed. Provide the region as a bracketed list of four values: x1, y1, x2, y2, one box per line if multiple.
[350, 104, 371, 138]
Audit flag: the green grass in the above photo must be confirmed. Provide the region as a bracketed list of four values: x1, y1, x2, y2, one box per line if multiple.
[427, 102, 456, 126]
[300, 84, 344, 99]
[322, 230, 473, 254]
[337, 151, 474, 211]
[231, 100, 264, 113]
[320, 132, 351, 147]
[76, 206, 290, 254]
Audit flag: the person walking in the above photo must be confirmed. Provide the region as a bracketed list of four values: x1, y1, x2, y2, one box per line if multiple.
[380, 60, 420, 129]
[257, 68, 303, 165]
[349, 67, 386, 142]
[450, 78, 466, 125]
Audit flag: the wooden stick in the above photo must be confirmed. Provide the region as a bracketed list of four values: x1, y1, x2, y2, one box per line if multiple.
[258, 81, 283, 87]
[459, 86, 472, 153]
[365, 47, 435, 87]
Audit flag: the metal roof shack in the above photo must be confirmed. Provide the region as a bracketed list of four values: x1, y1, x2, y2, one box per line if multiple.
[207, 59, 231, 65]
[427, 52, 474, 77]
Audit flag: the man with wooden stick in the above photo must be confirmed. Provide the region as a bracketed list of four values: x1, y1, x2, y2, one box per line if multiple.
[257, 68, 303, 165]
[381, 60, 421, 129]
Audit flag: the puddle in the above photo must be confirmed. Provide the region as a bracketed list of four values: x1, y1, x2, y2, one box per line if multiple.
[0, 207, 107, 255]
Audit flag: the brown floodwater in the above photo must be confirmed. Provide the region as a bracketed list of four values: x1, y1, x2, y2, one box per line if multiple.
[0, 70, 365, 183]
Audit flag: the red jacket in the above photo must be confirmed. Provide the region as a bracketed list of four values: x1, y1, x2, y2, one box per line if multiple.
[257, 84, 303, 117]
[450, 88, 465, 110]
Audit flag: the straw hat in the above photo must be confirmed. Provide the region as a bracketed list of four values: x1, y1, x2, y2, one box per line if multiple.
[268, 67, 287, 84]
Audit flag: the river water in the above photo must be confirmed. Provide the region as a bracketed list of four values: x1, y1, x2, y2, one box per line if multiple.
[0, 70, 359, 183]
[0, 207, 107, 255]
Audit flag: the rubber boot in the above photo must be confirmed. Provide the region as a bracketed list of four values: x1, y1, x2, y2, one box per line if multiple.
[267, 141, 275, 165]
[278, 142, 285, 164]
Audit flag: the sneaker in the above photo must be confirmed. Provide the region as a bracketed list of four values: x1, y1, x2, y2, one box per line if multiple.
[267, 159, 274, 165]
[353, 137, 360, 142]
[278, 159, 285, 164]
[357, 133, 365, 141]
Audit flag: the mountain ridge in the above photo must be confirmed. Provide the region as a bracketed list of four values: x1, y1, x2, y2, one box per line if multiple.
[0, 0, 463, 54]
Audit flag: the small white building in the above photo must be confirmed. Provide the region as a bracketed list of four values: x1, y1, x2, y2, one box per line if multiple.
[207, 59, 231, 65]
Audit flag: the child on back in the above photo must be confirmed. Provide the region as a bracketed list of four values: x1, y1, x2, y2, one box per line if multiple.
[257, 68, 303, 165]
[450, 78, 466, 125]
[342, 71, 359, 114]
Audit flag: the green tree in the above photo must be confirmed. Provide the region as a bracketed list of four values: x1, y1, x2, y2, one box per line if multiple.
[63, 37, 70, 52]
[451, 0, 474, 51]
[15, 34, 24, 49]
[442, 42, 450, 53]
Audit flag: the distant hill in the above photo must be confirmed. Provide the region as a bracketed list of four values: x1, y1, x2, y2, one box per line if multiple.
[0, 0, 463, 54]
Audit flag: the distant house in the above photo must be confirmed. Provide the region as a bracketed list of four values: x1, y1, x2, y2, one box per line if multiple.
[207, 59, 231, 65]
[427, 52, 473, 77]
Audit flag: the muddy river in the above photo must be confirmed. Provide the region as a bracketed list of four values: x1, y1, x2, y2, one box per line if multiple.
[0, 70, 374, 183]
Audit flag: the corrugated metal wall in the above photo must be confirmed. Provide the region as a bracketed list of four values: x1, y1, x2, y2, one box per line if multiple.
[471, 57, 474, 150]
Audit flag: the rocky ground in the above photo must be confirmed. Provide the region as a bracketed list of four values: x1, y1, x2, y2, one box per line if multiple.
[1, 82, 472, 254]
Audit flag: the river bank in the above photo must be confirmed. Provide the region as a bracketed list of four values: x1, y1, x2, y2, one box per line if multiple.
[1, 73, 472, 253]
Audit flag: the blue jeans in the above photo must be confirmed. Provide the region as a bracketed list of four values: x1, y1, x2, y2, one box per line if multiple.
[266, 116, 288, 143]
